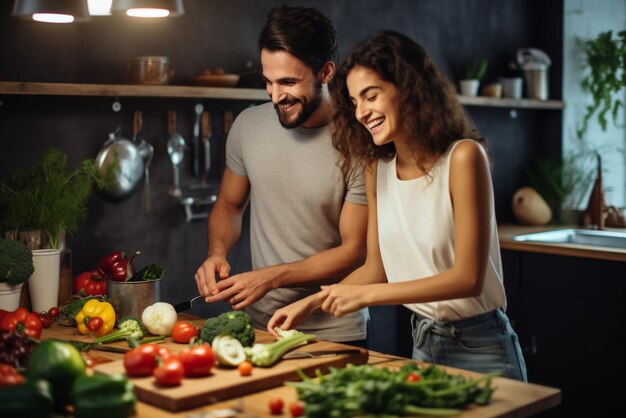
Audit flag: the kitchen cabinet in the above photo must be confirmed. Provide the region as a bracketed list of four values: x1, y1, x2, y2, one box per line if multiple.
[0, 81, 565, 109]
[501, 250, 626, 417]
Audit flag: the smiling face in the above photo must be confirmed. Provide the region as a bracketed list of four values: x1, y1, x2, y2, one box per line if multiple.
[347, 65, 405, 146]
[261, 49, 330, 129]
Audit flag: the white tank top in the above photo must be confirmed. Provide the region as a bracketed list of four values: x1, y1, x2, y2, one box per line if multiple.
[376, 140, 506, 321]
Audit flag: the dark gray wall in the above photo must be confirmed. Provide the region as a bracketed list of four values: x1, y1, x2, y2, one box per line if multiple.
[0, 0, 563, 355]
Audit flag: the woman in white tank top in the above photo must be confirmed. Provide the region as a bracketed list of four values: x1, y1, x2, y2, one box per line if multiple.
[268, 31, 526, 381]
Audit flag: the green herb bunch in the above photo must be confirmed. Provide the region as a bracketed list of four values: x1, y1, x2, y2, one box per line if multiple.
[287, 363, 497, 417]
[0, 149, 116, 249]
[578, 30, 626, 139]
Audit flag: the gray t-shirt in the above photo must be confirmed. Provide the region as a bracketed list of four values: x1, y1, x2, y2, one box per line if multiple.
[225, 102, 369, 342]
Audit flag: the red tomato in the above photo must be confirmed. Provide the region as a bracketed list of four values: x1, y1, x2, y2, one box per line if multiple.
[123, 343, 172, 376]
[86, 316, 103, 332]
[406, 372, 421, 382]
[38, 311, 53, 328]
[177, 343, 215, 377]
[171, 321, 199, 344]
[48, 307, 60, 318]
[153, 357, 184, 386]
[72, 270, 107, 296]
[238, 360, 253, 376]
[289, 401, 305, 417]
[0, 364, 25, 387]
[268, 397, 284, 415]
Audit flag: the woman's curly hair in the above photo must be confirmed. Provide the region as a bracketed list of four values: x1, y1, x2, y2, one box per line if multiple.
[330, 30, 486, 178]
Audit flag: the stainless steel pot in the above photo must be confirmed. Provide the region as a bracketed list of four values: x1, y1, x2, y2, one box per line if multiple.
[106, 278, 162, 319]
[96, 128, 144, 200]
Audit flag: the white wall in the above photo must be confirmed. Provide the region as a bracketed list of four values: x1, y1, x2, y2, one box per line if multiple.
[563, 0, 626, 209]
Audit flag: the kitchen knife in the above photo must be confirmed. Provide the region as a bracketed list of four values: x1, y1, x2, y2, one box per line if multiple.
[173, 295, 204, 313]
[282, 349, 363, 359]
[191, 103, 203, 177]
[201, 110, 211, 185]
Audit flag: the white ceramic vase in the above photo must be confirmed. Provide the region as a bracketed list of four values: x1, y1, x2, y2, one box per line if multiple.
[28, 249, 62, 312]
[0, 282, 23, 311]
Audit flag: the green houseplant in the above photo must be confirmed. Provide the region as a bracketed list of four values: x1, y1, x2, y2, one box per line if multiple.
[466, 58, 488, 81]
[0, 149, 115, 250]
[577, 30, 626, 139]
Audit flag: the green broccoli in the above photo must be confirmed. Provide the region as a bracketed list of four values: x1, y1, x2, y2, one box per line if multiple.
[94, 317, 144, 344]
[200, 310, 255, 347]
[0, 238, 34, 286]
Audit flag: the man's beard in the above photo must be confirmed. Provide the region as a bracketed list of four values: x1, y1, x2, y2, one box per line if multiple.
[274, 83, 323, 129]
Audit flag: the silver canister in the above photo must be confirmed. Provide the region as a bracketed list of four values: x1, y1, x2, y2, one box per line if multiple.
[106, 278, 162, 319]
[516, 48, 551, 100]
[522, 63, 549, 100]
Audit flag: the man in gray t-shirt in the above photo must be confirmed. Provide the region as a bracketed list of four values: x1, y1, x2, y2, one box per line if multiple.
[194, 6, 369, 343]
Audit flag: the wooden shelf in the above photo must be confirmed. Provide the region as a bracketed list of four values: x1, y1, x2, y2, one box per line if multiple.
[0, 81, 269, 101]
[458, 95, 564, 109]
[0, 81, 565, 109]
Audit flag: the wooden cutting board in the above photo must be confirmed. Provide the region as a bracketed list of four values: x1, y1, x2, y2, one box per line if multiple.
[93, 338, 368, 412]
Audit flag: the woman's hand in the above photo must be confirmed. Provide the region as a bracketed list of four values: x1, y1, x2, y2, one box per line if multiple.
[320, 284, 369, 317]
[267, 295, 322, 338]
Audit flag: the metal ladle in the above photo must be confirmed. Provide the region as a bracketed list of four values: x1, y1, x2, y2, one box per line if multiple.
[133, 111, 154, 213]
[167, 110, 186, 198]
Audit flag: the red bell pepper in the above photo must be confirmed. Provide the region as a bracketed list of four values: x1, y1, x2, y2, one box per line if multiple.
[177, 343, 215, 377]
[0, 307, 43, 339]
[97, 250, 141, 282]
[73, 270, 107, 295]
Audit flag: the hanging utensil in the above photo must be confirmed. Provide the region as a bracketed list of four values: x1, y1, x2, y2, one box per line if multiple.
[191, 103, 203, 177]
[95, 127, 144, 201]
[133, 110, 154, 214]
[166, 110, 185, 198]
[200, 110, 212, 186]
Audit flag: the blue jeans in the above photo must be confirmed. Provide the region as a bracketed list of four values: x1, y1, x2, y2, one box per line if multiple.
[411, 309, 527, 381]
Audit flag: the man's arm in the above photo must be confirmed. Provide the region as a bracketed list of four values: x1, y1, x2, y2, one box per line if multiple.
[194, 167, 250, 298]
[205, 198, 368, 309]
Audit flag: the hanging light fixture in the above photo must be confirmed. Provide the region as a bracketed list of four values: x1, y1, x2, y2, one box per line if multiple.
[111, 0, 184, 18]
[12, 0, 90, 23]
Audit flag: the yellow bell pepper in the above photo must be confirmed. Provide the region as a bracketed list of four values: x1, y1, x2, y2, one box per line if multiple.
[75, 299, 116, 337]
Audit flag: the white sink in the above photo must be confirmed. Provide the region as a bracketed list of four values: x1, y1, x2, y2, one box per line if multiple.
[513, 229, 626, 249]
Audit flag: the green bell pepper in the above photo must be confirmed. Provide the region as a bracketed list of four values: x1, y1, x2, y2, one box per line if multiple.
[0, 379, 54, 418]
[72, 374, 136, 418]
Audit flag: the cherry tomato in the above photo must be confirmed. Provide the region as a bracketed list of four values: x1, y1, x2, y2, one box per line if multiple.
[238, 360, 253, 376]
[406, 372, 422, 382]
[177, 343, 216, 377]
[86, 316, 103, 332]
[289, 401, 305, 417]
[124, 343, 172, 376]
[268, 397, 284, 415]
[0, 364, 25, 387]
[38, 311, 53, 328]
[48, 306, 60, 318]
[171, 320, 199, 344]
[153, 357, 184, 386]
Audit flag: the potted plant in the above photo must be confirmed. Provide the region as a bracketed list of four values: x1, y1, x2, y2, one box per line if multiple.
[577, 30, 626, 139]
[0, 238, 34, 310]
[0, 148, 115, 250]
[0, 149, 115, 311]
[459, 58, 488, 97]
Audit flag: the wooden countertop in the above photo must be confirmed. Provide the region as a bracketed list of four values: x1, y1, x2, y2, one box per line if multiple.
[40, 315, 561, 418]
[498, 224, 626, 262]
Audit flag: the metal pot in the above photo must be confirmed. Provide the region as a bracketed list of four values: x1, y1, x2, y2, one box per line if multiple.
[96, 128, 144, 200]
[106, 278, 162, 319]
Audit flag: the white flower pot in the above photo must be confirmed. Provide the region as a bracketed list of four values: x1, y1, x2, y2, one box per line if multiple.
[0, 282, 23, 311]
[28, 249, 62, 312]
[459, 79, 480, 96]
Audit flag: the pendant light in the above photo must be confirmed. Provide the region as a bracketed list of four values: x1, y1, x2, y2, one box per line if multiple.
[111, 0, 184, 18]
[12, 0, 90, 23]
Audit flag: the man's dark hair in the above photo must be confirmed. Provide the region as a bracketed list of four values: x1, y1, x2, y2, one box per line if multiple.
[259, 5, 337, 73]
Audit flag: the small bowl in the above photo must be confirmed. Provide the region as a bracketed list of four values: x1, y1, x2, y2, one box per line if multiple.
[130, 56, 173, 85]
[191, 69, 239, 87]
